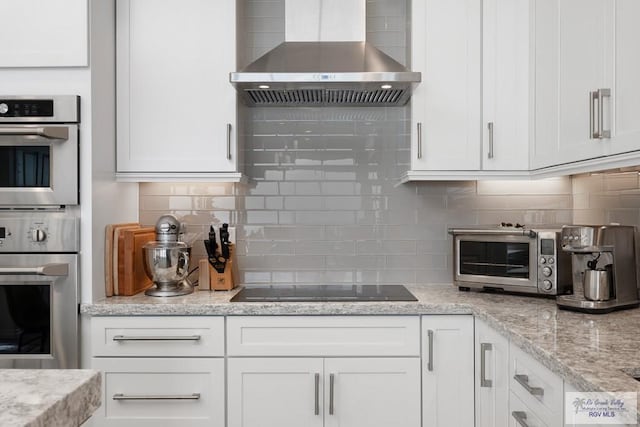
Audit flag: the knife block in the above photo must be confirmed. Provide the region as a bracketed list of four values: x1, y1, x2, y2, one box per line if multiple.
[201, 243, 236, 291]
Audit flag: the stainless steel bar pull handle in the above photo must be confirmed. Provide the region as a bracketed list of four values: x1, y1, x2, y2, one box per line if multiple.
[417, 122, 423, 159]
[590, 89, 612, 139]
[598, 88, 611, 138]
[0, 263, 69, 277]
[226, 123, 232, 160]
[113, 335, 202, 342]
[314, 373, 320, 415]
[487, 122, 494, 159]
[511, 411, 531, 427]
[329, 373, 335, 415]
[590, 90, 597, 139]
[480, 342, 492, 388]
[427, 330, 434, 371]
[514, 374, 544, 396]
[0, 126, 69, 140]
[113, 393, 200, 401]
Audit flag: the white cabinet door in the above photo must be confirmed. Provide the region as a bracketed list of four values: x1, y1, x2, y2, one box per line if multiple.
[410, 0, 482, 172]
[609, 0, 640, 155]
[116, 0, 241, 179]
[532, 0, 611, 168]
[422, 315, 475, 427]
[227, 358, 324, 427]
[475, 319, 510, 427]
[324, 358, 421, 427]
[0, 0, 88, 67]
[482, 0, 530, 171]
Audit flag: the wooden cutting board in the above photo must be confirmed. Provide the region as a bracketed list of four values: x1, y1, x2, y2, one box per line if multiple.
[118, 226, 155, 296]
[104, 223, 138, 297]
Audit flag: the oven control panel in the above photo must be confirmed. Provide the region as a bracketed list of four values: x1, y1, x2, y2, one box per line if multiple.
[0, 216, 78, 253]
[0, 99, 54, 117]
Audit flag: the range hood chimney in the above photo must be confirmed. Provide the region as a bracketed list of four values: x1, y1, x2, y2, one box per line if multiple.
[230, 0, 421, 107]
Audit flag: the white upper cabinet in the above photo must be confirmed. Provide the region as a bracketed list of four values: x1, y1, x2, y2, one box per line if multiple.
[409, 0, 482, 175]
[0, 0, 88, 67]
[482, 0, 531, 171]
[406, 0, 530, 181]
[532, 0, 640, 171]
[115, 0, 243, 182]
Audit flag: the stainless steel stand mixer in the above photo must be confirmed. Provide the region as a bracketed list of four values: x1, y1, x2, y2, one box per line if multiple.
[143, 214, 193, 297]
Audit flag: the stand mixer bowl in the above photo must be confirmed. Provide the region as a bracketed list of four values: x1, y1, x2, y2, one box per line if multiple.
[143, 241, 192, 296]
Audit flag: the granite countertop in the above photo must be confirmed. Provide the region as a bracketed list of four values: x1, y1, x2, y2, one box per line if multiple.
[81, 284, 640, 398]
[0, 369, 101, 427]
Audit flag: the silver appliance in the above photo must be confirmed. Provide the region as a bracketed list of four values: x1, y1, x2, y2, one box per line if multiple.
[0, 214, 79, 368]
[557, 225, 640, 313]
[143, 215, 193, 297]
[230, 0, 421, 107]
[449, 225, 572, 295]
[0, 95, 80, 207]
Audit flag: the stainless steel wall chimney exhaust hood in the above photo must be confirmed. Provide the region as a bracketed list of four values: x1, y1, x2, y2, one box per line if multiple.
[230, 0, 421, 107]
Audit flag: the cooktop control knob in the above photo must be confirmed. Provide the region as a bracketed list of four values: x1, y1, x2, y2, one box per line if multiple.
[542, 280, 553, 291]
[542, 266, 552, 277]
[0, 103, 8, 115]
[31, 228, 47, 242]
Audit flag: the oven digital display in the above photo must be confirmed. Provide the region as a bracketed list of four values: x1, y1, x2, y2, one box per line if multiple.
[540, 238, 555, 255]
[0, 228, 5, 239]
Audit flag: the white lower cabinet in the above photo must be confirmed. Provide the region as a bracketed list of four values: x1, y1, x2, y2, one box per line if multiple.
[509, 342, 563, 427]
[89, 316, 225, 427]
[91, 358, 225, 427]
[475, 319, 510, 427]
[227, 357, 421, 427]
[226, 316, 421, 427]
[422, 315, 475, 427]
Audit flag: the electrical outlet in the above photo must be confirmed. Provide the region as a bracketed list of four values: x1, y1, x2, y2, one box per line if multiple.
[228, 226, 236, 244]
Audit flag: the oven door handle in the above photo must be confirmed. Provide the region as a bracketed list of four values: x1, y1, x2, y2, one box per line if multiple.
[448, 228, 537, 238]
[0, 263, 69, 277]
[0, 127, 69, 140]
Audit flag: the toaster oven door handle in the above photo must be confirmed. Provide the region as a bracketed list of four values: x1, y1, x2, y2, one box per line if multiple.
[0, 263, 69, 277]
[0, 126, 69, 140]
[448, 228, 537, 238]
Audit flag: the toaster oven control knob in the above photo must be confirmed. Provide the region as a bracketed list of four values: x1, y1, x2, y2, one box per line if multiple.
[31, 228, 47, 242]
[539, 256, 546, 264]
[0, 103, 8, 115]
[542, 266, 553, 277]
[542, 280, 553, 291]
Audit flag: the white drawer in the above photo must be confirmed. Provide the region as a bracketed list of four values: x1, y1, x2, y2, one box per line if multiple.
[227, 316, 420, 356]
[509, 391, 549, 427]
[91, 358, 224, 427]
[509, 343, 563, 426]
[91, 316, 225, 357]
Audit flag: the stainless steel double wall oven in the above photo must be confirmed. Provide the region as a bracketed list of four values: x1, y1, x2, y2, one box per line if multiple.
[0, 95, 81, 369]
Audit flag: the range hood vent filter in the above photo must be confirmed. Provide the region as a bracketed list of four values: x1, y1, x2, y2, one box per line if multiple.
[245, 87, 408, 107]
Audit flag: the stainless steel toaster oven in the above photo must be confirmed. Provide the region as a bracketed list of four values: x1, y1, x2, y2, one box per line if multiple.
[448, 226, 572, 295]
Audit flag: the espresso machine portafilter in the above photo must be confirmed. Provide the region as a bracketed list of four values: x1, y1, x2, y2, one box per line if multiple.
[557, 225, 640, 313]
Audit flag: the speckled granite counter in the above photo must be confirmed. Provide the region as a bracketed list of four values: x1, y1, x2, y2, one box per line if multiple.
[0, 369, 101, 427]
[82, 284, 640, 398]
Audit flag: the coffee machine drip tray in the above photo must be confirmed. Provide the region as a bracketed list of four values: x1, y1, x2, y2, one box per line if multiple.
[230, 285, 418, 302]
[557, 295, 639, 314]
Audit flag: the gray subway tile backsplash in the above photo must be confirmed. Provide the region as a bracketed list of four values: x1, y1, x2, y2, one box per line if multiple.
[138, 0, 640, 286]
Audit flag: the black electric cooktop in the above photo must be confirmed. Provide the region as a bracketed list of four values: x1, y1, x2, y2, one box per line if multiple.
[230, 285, 418, 302]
